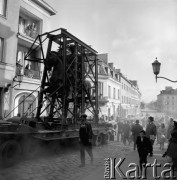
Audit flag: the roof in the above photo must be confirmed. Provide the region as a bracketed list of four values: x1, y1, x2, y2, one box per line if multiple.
[30, 0, 57, 15]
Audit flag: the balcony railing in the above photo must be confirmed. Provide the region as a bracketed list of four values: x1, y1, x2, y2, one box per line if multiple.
[18, 22, 38, 39]
[24, 68, 41, 80]
[98, 96, 109, 106]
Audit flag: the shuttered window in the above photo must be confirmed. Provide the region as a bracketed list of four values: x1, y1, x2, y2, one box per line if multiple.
[0, 0, 7, 17]
[0, 37, 4, 62]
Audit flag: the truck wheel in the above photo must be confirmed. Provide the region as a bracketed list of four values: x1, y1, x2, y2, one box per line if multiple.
[0, 140, 22, 168]
[93, 134, 103, 146]
[103, 133, 110, 144]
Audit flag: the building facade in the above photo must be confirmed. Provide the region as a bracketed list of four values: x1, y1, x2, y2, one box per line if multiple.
[0, 0, 56, 118]
[120, 74, 141, 119]
[97, 54, 121, 121]
[97, 54, 141, 121]
[157, 86, 177, 118]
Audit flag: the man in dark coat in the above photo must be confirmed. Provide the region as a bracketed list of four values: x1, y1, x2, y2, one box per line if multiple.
[146, 116, 157, 157]
[131, 120, 143, 150]
[136, 130, 151, 174]
[79, 114, 93, 167]
[166, 118, 174, 141]
[163, 120, 177, 165]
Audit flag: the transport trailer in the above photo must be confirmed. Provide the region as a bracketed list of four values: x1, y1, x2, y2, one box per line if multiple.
[0, 28, 113, 167]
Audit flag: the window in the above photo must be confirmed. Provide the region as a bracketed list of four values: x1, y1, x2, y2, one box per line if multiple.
[0, 0, 7, 17]
[0, 37, 4, 62]
[118, 89, 120, 99]
[108, 85, 111, 98]
[105, 67, 108, 74]
[110, 70, 113, 77]
[98, 81, 103, 99]
[18, 15, 39, 39]
[113, 88, 115, 99]
[17, 46, 41, 79]
[113, 105, 115, 116]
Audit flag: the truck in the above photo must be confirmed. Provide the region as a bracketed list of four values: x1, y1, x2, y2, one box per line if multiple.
[0, 28, 113, 167]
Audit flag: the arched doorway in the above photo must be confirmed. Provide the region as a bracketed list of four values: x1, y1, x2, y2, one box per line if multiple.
[16, 93, 36, 117]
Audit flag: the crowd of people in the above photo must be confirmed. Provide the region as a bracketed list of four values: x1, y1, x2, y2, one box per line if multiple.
[117, 116, 174, 151]
[78, 113, 177, 173]
[117, 116, 177, 174]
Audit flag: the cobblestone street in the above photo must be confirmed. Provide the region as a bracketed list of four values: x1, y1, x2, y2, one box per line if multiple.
[0, 141, 132, 180]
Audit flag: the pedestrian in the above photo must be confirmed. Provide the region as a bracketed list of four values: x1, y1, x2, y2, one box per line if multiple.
[158, 123, 166, 150]
[145, 116, 157, 157]
[122, 120, 130, 145]
[131, 120, 143, 150]
[79, 113, 93, 167]
[156, 122, 161, 145]
[117, 120, 123, 142]
[163, 119, 177, 167]
[136, 130, 151, 175]
[166, 118, 174, 142]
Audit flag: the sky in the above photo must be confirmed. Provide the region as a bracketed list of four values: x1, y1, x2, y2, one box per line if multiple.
[46, 0, 177, 103]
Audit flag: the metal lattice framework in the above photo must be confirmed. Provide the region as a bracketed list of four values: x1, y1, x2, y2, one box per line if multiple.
[24, 28, 98, 124]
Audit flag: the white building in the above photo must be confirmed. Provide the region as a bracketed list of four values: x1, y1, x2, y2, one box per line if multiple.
[97, 54, 141, 121]
[97, 54, 121, 121]
[0, 0, 56, 118]
[120, 74, 141, 119]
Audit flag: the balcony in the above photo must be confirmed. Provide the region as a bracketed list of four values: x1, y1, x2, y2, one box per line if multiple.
[15, 63, 41, 80]
[98, 96, 109, 106]
[24, 68, 41, 80]
[18, 24, 38, 40]
[18, 15, 39, 40]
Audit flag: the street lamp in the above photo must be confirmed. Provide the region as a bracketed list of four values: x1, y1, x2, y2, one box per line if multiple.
[152, 57, 177, 83]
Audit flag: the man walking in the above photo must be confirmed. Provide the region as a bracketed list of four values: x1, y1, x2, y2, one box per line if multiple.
[122, 120, 130, 145]
[166, 118, 174, 141]
[145, 116, 157, 157]
[136, 130, 151, 175]
[131, 120, 143, 150]
[79, 114, 93, 167]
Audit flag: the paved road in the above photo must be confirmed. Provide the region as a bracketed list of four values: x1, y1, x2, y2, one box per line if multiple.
[0, 141, 173, 180]
[82, 143, 177, 180]
[82, 148, 168, 180]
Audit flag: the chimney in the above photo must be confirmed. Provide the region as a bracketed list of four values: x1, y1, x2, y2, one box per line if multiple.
[115, 69, 121, 73]
[165, 86, 173, 90]
[108, 63, 113, 69]
[97, 53, 108, 64]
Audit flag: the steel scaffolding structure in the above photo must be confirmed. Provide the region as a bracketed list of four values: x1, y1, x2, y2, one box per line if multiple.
[24, 28, 98, 124]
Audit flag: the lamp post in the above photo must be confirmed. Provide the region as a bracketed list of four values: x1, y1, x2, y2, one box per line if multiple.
[152, 57, 177, 83]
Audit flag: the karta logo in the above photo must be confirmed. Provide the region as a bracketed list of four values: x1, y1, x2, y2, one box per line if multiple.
[104, 158, 176, 179]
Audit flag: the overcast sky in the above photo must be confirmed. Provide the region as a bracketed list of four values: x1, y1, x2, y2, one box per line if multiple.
[46, 0, 177, 103]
